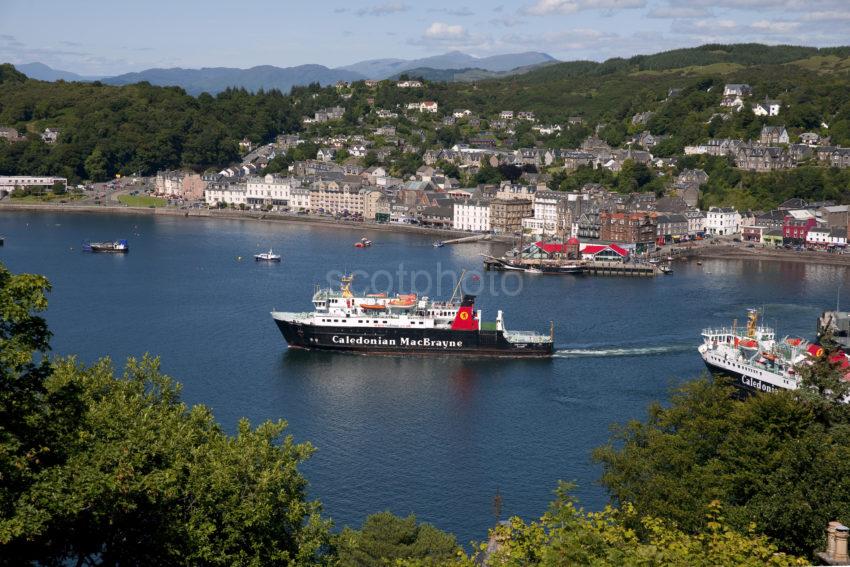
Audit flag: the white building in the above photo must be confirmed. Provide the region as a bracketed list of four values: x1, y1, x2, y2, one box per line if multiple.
[686, 210, 706, 234]
[0, 176, 67, 191]
[705, 207, 741, 236]
[753, 99, 781, 117]
[522, 190, 581, 237]
[406, 101, 438, 113]
[807, 227, 847, 248]
[204, 182, 247, 207]
[453, 199, 491, 232]
[245, 174, 300, 209]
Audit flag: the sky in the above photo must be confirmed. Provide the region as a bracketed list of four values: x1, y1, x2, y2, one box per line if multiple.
[1, 0, 849, 75]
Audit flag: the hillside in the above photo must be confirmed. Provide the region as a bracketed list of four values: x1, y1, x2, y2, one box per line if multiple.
[2, 42, 850, 209]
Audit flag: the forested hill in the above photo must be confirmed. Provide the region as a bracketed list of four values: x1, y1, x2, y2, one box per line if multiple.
[2, 43, 850, 186]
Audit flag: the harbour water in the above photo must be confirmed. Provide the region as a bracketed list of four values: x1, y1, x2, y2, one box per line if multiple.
[1, 210, 847, 544]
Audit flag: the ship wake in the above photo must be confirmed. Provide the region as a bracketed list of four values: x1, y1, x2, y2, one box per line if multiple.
[554, 344, 692, 359]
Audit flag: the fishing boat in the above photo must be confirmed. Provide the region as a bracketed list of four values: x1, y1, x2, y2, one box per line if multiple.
[255, 249, 282, 262]
[82, 239, 129, 253]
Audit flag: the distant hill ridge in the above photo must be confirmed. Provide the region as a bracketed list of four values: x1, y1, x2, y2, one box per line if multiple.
[12, 44, 850, 96]
[12, 51, 557, 95]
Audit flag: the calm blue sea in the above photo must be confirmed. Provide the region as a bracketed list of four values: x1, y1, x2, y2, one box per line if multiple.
[1, 210, 846, 544]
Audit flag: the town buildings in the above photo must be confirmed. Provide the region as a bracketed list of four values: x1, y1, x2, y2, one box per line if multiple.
[490, 198, 532, 235]
[155, 171, 207, 200]
[599, 212, 657, 244]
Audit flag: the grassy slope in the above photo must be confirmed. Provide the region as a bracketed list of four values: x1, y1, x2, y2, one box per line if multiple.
[118, 194, 167, 207]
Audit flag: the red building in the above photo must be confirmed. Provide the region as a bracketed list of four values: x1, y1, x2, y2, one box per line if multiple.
[783, 212, 818, 245]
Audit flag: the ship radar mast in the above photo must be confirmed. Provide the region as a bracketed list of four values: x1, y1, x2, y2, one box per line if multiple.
[340, 274, 354, 299]
[747, 308, 759, 338]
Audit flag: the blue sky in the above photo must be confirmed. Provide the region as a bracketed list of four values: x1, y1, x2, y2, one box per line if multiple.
[1, 0, 848, 75]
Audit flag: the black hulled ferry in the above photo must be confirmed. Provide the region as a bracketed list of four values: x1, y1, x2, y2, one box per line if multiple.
[271, 275, 554, 357]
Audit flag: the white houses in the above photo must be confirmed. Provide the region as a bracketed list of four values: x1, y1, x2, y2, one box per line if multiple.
[204, 182, 247, 207]
[753, 99, 781, 117]
[806, 227, 847, 248]
[705, 207, 741, 236]
[406, 101, 438, 113]
[453, 199, 491, 232]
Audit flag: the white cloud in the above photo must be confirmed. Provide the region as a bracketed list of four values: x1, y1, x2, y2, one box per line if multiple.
[751, 19, 800, 33]
[524, 0, 645, 16]
[424, 22, 467, 40]
[647, 5, 710, 18]
[355, 2, 409, 17]
[802, 11, 850, 21]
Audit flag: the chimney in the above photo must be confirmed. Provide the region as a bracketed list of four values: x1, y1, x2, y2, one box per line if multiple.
[838, 525, 850, 563]
[819, 521, 850, 565]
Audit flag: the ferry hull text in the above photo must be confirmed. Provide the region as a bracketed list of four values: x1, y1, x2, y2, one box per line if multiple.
[274, 319, 554, 357]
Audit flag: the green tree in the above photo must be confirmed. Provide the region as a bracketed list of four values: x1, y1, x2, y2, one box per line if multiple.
[84, 147, 108, 181]
[482, 484, 803, 567]
[0, 263, 330, 565]
[335, 512, 461, 567]
[594, 376, 850, 557]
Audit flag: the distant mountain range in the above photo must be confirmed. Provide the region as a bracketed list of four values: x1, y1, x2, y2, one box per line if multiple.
[11, 51, 557, 95]
[338, 51, 556, 79]
[12, 62, 102, 82]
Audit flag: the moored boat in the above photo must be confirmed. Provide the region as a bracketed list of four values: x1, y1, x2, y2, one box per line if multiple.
[255, 249, 282, 262]
[271, 274, 554, 357]
[83, 239, 129, 253]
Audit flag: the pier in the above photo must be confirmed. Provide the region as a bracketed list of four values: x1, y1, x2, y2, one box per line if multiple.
[482, 255, 660, 277]
[581, 261, 659, 277]
[441, 234, 493, 245]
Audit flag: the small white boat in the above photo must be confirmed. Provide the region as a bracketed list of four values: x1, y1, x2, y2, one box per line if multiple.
[255, 249, 281, 262]
[433, 241, 445, 248]
[524, 267, 543, 274]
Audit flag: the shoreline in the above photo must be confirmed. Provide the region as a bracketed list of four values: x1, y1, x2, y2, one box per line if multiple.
[0, 202, 498, 241]
[5, 202, 849, 269]
[683, 245, 850, 267]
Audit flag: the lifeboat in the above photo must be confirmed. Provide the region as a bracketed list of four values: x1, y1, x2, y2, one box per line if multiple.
[387, 294, 417, 309]
[785, 337, 803, 347]
[360, 303, 386, 311]
[367, 293, 387, 298]
[738, 338, 758, 350]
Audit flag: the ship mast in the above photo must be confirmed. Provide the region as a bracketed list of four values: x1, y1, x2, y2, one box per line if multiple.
[449, 269, 466, 304]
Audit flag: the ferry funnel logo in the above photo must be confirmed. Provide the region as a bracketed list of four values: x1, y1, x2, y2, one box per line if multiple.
[451, 295, 479, 331]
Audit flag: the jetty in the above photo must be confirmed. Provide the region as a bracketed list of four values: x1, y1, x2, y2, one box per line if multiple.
[483, 255, 661, 277]
[441, 234, 493, 245]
